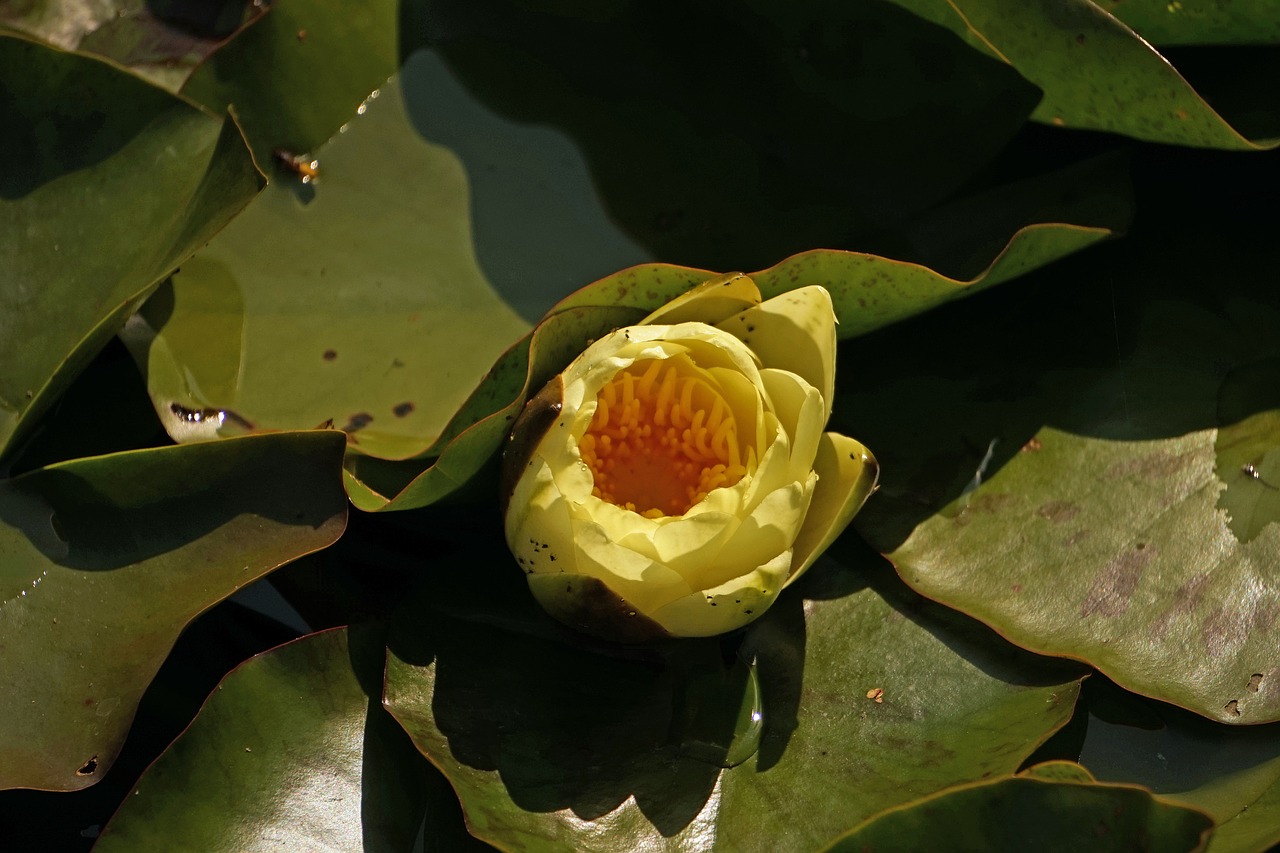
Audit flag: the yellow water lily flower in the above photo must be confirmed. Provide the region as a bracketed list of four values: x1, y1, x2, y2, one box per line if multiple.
[502, 273, 877, 641]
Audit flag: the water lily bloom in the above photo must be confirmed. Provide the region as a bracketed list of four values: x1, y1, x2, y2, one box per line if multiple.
[502, 273, 877, 641]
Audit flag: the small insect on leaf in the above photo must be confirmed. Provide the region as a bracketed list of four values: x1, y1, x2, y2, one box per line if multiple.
[272, 148, 320, 183]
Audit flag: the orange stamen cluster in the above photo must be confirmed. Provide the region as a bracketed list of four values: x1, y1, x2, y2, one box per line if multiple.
[579, 358, 747, 518]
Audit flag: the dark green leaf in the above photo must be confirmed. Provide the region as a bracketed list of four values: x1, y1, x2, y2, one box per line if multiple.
[0, 34, 262, 462]
[888, 0, 1280, 148]
[824, 771, 1213, 852]
[1097, 0, 1280, 46]
[0, 0, 263, 91]
[95, 627, 448, 852]
[0, 432, 347, 790]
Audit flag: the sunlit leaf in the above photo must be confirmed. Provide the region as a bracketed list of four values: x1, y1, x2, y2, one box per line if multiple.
[95, 627, 448, 851]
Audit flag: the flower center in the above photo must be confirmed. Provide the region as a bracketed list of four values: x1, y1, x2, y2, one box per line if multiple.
[579, 357, 747, 518]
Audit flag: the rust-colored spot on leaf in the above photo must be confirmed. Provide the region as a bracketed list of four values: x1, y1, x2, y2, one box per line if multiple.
[866, 687, 884, 703]
[1021, 437, 1043, 452]
[1081, 545, 1156, 617]
[1036, 500, 1079, 524]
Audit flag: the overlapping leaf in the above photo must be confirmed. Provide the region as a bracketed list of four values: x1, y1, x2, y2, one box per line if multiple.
[383, 535, 1083, 851]
[851, 153, 1280, 722]
[888, 0, 1280, 148]
[1096, 0, 1280, 46]
[0, 432, 347, 791]
[1078, 682, 1280, 853]
[0, 0, 263, 91]
[0, 34, 262, 463]
[824, 766, 1213, 852]
[93, 627, 456, 852]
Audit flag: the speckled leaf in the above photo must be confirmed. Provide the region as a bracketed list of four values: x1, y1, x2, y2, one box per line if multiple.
[850, 156, 1280, 723]
[823, 772, 1213, 852]
[124, 52, 531, 463]
[0, 0, 263, 91]
[1079, 684, 1280, 853]
[0, 432, 347, 791]
[887, 0, 1280, 148]
[1096, 0, 1280, 46]
[95, 627, 446, 852]
[0, 34, 263, 463]
[383, 533, 1083, 851]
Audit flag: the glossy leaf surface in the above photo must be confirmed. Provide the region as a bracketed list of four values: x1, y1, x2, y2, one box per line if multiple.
[95, 627, 437, 852]
[0, 432, 347, 791]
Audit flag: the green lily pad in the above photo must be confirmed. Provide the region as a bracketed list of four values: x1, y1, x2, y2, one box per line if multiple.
[1097, 0, 1280, 46]
[125, 51, 532, 462]
[181, 0, 403, 166]
[0, 0, 263, 91]
[94, 627, 447, 851]
[0, 432, 347, 791]
[383, 532, 1083, 851]
[0, 34, 263, 463]
[849, 151, 1280, 723]
[1079, 684, 1280, 853]
[823, 770, 1213, 852]
[887, 0, 1280, 149]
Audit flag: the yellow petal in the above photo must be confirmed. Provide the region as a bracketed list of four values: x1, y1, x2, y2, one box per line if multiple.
[705, 476, 814, 589]
[785, 431, 879, 588]
[505, 458, 580, 577]
[651, 511, 741, 580]
[570, 517, 693, 613]
[758, 367, 824, 482]
[641, 272, 762, 325]
[647, 550, 792, 637]
[716, 285, 836, 423]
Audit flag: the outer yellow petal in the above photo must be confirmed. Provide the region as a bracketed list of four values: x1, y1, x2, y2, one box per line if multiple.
[716, 285, 836, 423]
[569, 517, 693, 613]
[647, 550, 792, 637]
[785, 431, 879, 588]
[642, 272, 762, 325]
[505, 458, 579, 577]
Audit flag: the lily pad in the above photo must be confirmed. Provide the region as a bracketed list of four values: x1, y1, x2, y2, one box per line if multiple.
[1079, 684, 1280, 853]
[849, 150, 1280, 722]
[0, 33, 263, 463]
[1097, 0, 1280, 46]
[94, 627, 446, 851]
[887, 0, 1280, 149]
[0, 0, 263, 91]
[180, 0, 403, 166]
[824, 770, 1213, 852]
[124, 51, 531, 462]
[383, 532, 1083, 851]
[0, 431, 347, 791]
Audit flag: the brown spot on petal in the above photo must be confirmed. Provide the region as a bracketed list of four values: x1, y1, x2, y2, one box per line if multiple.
[501, 374, 564, 518]
[392, 402, 414, 418]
